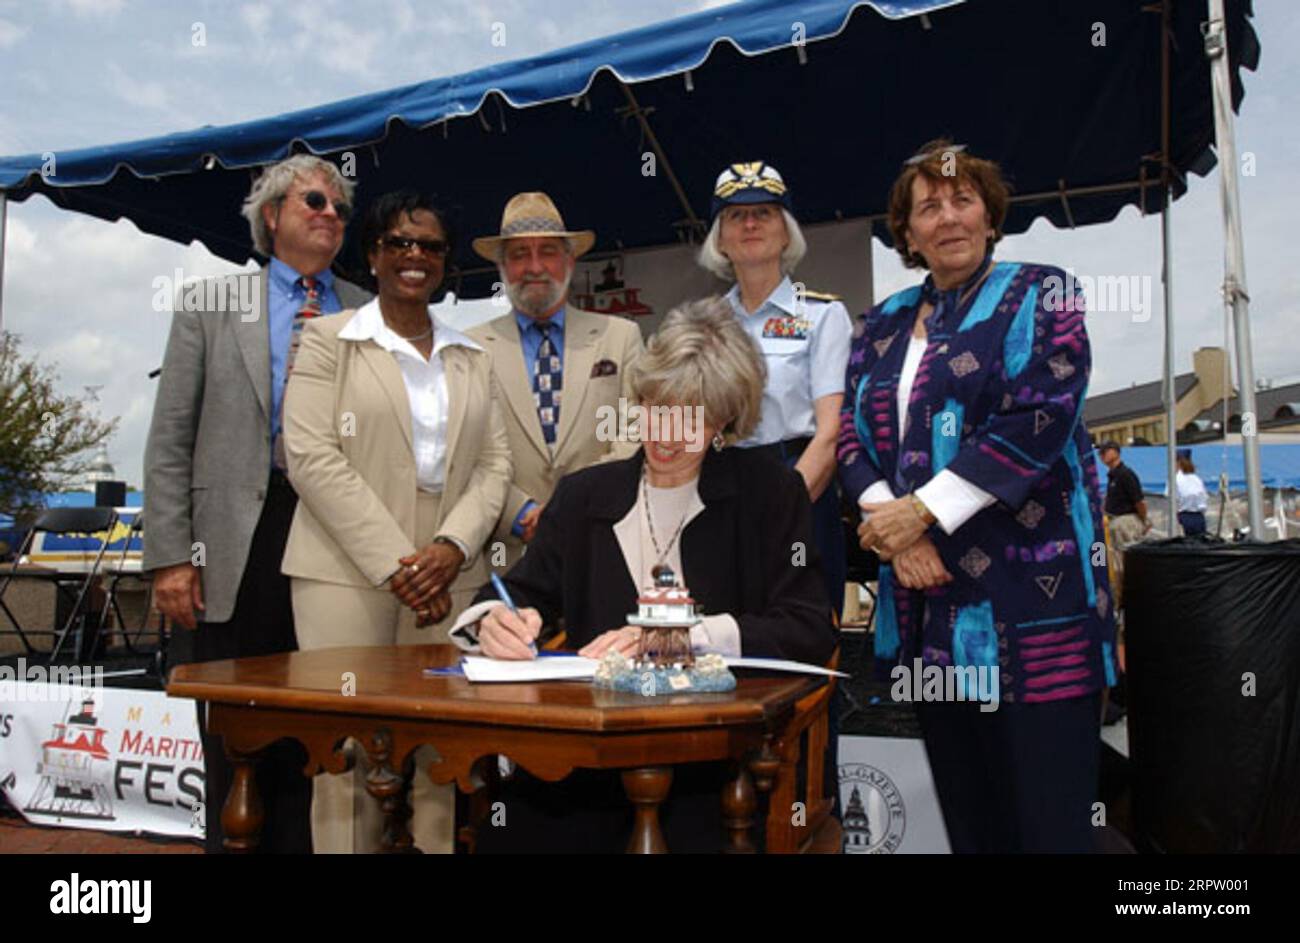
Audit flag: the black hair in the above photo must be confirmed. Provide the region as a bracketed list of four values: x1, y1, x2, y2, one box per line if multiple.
[356, 190, 455, 296]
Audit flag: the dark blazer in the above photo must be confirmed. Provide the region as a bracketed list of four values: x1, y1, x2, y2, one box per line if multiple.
[473, 445, 837, 666]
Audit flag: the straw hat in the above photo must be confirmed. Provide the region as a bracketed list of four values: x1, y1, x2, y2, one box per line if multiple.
[472, 191, 595, 262]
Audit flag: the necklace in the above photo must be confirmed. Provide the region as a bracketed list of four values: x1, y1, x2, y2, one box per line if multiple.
[641, 467, 691, 570]
[381, 307, 434, 342]
[393, 322, 433, 342]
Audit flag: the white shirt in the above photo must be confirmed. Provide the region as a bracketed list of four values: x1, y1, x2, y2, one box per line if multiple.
[858, 330, 996, 534]
[1176, 470, 1209, 513]
[337, 299, 483, 493]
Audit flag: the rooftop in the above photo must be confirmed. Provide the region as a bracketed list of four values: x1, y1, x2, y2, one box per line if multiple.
[1084, 373, 1199, 425]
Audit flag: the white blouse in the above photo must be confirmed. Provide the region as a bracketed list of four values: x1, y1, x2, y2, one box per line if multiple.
[338, 299, 483, 493]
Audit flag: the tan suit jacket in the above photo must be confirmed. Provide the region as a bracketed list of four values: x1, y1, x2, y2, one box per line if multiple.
[280, 309, 511, 588]
[468, 306, 643, 567]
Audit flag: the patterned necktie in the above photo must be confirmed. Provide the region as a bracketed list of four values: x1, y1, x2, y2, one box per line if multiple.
[533, 323, 563, 448]
[273, 276, 323, 471]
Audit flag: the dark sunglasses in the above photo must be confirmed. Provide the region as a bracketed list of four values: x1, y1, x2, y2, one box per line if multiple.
[380, 235, 450, 257]
[296, 189, 352, 222]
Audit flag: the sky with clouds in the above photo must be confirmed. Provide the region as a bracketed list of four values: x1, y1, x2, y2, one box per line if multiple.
[0, 0, 1295, 489]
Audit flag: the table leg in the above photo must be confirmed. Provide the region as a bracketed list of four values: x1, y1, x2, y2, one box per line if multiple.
[750, 735, 798, 854]
[721, 763, 757, 854]
[392, 752, 418, 854]
[622, 766, 673, 854]
[221, 747, 263, 854]
[363, 728, 419, 854]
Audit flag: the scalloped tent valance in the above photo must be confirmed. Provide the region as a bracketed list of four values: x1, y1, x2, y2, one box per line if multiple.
[0, 0, 1260, 296]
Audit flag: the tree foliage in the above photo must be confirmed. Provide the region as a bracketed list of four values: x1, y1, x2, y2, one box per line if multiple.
[0, 331, 117, 514]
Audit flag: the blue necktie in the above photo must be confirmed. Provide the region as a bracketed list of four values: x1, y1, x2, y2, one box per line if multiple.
[533, 323, 562, 446]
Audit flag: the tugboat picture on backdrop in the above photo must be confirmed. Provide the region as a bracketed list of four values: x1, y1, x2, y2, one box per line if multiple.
[838, 762, 906, 854]
[571, 257, 654, 319]
[24, 695, 116, 821]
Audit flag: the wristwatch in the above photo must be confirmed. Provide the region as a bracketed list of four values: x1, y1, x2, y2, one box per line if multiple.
[909, 494, 937, 527]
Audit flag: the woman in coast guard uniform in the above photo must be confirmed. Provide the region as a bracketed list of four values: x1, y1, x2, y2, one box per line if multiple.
[838, 140, 1118, 853]
[697, 161, 853, 617]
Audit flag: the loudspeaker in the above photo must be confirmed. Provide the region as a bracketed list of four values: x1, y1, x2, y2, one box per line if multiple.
[95, 480, 127, 508]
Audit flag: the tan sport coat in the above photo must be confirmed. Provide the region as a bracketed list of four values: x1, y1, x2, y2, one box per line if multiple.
[468, 306, 643, 567]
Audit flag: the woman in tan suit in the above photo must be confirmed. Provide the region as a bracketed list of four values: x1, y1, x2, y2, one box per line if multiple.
[281, 190, 511, 853]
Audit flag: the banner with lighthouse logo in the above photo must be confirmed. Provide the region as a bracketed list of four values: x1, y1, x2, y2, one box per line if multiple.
[0, 682, 204, 840]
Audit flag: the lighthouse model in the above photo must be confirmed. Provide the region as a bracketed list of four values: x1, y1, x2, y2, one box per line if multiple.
[592, 565, 736, 695]
[627, 565, 699, 668]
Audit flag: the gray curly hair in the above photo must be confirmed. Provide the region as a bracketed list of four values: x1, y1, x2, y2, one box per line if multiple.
[240, 155, 355, 257]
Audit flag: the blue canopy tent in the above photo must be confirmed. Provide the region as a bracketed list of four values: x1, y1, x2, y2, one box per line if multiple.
[0, 0, 1264, 529]
[0, 0, 1259, 296]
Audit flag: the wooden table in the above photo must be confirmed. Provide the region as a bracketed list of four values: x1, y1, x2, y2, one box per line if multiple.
[168, 644, 837, 854]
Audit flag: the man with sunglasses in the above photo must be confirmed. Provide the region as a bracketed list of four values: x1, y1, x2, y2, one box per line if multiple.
[144, 154, 370, 853]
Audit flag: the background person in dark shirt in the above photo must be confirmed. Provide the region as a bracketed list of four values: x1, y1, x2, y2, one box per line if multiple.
[1100, 443, 1149, 521]
[1099, 441, 1151, 590]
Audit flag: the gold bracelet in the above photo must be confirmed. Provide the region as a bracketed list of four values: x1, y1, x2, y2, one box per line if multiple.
[909, 494, 937, 527]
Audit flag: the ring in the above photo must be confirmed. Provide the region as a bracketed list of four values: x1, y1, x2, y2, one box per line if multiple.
[418, 609, 431, 619]
[408, 563, 420, 575]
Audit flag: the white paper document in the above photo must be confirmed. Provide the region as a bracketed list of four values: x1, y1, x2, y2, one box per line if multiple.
[457, 654, 846, 683]
[461, 655, 598, 682]
[723, 657, 849, 678]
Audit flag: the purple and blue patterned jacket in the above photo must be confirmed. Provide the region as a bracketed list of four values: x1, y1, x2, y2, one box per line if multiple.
[838, 257, 1118, 704]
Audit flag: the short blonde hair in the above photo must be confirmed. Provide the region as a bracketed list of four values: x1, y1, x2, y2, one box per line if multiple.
[631, 297, 767, 442]
[696, 208, 807, 281]
[240, 155, 355, 257]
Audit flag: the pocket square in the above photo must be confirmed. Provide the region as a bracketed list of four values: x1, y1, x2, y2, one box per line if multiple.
[591, 359, 618, 378]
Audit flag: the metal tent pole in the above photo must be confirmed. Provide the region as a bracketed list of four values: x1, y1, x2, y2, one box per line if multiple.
[1161, 195, 1178, 536]
[1205, 0, 1264, 537]
[1160, 0, 1179, 537]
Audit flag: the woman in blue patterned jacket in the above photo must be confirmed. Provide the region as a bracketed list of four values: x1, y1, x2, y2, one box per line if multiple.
[838, 140, 1118, 853]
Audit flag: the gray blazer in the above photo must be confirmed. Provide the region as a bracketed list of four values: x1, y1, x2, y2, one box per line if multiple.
[142, 266, 370, 624]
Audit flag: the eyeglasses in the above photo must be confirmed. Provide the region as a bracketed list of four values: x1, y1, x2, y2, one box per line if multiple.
[380, 235, 449, 257]
[295, 189, 352, 222]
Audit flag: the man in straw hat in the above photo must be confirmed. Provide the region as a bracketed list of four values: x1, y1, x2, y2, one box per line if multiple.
[469, 192, 644, 570]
